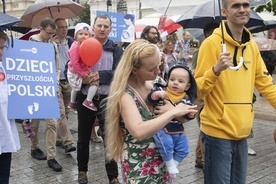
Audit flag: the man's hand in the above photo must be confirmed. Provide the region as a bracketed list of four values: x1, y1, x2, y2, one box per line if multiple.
[82, 71, 99, 85]
[212, 51, 232, 76]
[184, 55, 192, 61]
[178, 40, 182, 48]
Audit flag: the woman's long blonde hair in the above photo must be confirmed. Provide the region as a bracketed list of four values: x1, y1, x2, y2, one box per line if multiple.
[105, 39, 158, 161]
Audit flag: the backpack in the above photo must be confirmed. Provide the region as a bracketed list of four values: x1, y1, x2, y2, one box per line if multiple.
[64, 37, 74, 81]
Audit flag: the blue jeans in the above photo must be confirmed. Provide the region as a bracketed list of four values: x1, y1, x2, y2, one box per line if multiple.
[154, 129, 189, 162]
[201, 132, 248, 184]
[0, 152, 11, 184]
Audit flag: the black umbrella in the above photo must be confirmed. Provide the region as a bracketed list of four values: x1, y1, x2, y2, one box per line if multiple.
[0, 13, 21, 30]
[177, 0, 265, 29]
[10, 26, 32, 34]
[0, 13, 22, 48]
[249, 20, 276, 33]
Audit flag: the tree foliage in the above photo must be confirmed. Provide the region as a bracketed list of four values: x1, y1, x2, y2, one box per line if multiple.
[76, 1, 91, 24]
[255, 0, 276, 15]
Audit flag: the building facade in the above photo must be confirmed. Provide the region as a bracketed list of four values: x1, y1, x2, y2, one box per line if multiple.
[0, 0, 35, 18]
[1, 0, 205, 26]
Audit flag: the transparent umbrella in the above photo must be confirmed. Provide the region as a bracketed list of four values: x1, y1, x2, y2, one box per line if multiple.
[250, 0, 270, 7]
[177, 0, 265, 29]
[253, 37, 276, 51]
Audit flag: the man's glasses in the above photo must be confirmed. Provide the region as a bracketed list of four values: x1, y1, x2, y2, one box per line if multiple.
[57, 26, 68, 29]
[43, 28, 56, 35]
[231, 3, 250, 9]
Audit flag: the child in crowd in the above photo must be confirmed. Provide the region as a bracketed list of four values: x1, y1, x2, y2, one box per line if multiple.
[147, 65, 197, 178]
[67, 23, 98, 111]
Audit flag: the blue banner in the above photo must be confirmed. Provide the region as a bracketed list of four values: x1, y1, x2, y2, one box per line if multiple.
[2, 39, 60, 119]
[96, 11, 135, 43]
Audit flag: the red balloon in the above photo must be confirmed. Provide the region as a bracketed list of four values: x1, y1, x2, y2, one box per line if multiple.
[79, 38, 102, 67]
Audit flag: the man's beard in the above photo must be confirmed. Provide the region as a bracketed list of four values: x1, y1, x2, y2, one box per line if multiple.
[148, 37, 158, 44]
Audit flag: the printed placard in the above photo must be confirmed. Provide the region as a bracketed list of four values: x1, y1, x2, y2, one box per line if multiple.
[3, 39, 60, 119]
[96, 11, 135, 43]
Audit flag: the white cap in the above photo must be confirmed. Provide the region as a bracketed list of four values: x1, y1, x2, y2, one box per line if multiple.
[74, 23, 92, 36]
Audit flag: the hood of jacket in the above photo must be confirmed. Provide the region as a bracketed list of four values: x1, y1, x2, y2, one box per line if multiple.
[212, 21, 253, 69]
[214, 21, 252, 46]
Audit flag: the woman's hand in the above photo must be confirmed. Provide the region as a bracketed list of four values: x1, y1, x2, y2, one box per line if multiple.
[173, 103, 198, 118]
[153, 100, 174, 116]
[153, 100, 197, 122]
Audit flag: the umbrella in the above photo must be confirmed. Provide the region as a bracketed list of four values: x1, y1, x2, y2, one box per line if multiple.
[139, 0, 207, 15]
[135, 13, 182, 38]
[10, 26, 32, 34]
[0, 13, 21, 30]
[160, 15, 182, 36]
[186, 28, 205, 42]
[19, 29, 40, 40]
[17, 0, 85, 28]
[253, 37, 276, 51]
[250, 0, 270, 7]
[177, 0, 265, 29]
[249, 20, 276, 33]
[249, 12, 276, 33]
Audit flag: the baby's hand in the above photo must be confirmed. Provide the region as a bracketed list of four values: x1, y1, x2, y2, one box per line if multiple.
[157, 91, 167, 100]
[186, 112, 196, 119]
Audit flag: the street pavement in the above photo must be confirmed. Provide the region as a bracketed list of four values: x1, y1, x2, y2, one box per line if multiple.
[9, 75, 276, 184]
[10, 111, 276, 183]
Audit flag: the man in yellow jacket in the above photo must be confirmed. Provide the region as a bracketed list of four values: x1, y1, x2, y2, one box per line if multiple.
[194, 0, 276, 183]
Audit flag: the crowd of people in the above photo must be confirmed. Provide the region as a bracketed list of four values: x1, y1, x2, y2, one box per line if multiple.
[1, 0, 276, 184]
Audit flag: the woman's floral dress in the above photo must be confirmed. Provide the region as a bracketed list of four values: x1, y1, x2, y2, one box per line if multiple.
[119, 85, 171, 184]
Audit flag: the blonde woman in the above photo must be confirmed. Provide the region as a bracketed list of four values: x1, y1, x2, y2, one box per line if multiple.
[163, 40, 184, 77]
[105, 39, 197, 183]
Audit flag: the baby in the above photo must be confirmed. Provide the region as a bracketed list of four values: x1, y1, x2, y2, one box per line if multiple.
[147, 64, 197, 178]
